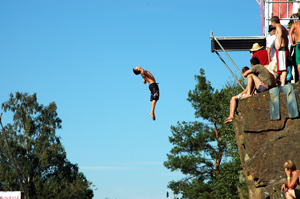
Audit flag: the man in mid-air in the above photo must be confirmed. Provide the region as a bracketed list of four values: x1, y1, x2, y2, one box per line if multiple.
[133, 66, 159, 121]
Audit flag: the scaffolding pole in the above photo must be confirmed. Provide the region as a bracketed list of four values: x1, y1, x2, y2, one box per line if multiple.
[214, 51, 244, 90]
[211, 32, 245, 80]
[210, 31, 245, 90]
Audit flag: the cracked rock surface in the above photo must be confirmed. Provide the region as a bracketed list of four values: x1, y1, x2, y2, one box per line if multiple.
[234, 81, 300, 199]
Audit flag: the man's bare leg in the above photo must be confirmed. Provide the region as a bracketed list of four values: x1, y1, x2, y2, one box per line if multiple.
[280, 71, 287, 86]
[243, 74, 254, 98]
[224, 96, 238, 124]
[241, 74, 262, 99]
[150, 100, 157, 120]
[285, 189, 296, 199]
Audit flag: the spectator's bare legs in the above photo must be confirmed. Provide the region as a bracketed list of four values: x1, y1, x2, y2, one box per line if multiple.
[243, 75, 254, 98]
[279, 71, 287, 86]
[224, 96, 239, 124]
[242, 74, 262, 99]
[150, 100, 157, 120]
[285, 189, 296, 199]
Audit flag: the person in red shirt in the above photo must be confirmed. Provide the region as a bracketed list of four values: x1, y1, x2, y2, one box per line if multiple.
[250, 43, 270, 66]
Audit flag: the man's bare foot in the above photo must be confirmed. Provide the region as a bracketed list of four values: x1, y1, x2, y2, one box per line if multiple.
[241, 93, 251, 99]
[224, 116, 235, 124]
[150, 113, 156, 121]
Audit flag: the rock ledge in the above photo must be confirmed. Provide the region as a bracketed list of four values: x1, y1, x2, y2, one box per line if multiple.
[234, 81, 300, 199]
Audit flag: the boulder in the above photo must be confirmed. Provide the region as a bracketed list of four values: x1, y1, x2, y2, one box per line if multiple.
[234, 81, 300, 199]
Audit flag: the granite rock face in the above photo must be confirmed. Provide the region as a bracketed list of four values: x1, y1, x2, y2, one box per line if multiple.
[234, 81, 300, 199]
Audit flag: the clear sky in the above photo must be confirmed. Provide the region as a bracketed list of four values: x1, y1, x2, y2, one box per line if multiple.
[0, 1, 261, 198]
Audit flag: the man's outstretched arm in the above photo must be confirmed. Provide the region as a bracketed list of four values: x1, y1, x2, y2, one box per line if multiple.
[243, 69, 253, 77]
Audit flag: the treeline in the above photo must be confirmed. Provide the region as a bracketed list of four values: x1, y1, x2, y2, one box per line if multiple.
[0, 92, 93, 199]
[164, 69, 248, 199]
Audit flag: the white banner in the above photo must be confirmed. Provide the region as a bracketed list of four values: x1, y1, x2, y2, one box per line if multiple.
[0, 191, 21, 199]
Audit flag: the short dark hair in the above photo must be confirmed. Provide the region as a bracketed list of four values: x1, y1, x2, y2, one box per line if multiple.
[271, 16, 280, 24]
[133, 68, 141, 75]
[242, 66, 249, 73]
[250, 57, 261, 65]
[268, 25, 275, 32]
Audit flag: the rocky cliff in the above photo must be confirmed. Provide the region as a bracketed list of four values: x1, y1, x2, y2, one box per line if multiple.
[234, 81, 300, 199]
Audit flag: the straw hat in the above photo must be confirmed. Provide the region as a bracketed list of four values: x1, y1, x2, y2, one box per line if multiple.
[250, 43, 264, 52]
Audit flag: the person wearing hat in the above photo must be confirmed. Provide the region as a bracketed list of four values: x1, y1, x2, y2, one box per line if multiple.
[289, 20, 300, 82]
[267, 25, 276, 62]
[250, 43, 269, 66]
[266, 25, 278, 80]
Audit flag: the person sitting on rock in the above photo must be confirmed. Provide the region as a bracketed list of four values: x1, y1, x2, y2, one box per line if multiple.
[224, 66, 249, 124]
[281, 160, 300, 199]
[224, 57, 275, 124]
[241, 57, 274, 99]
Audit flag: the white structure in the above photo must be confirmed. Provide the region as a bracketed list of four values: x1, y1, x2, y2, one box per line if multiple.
[261, 0, 300, 36]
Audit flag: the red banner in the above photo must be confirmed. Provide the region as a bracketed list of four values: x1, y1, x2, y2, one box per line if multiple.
[272, 0, 293, 19]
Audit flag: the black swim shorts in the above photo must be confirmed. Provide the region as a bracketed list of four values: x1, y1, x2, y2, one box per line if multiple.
[257, 81, 269, 93]
[149, 83, 159, 101]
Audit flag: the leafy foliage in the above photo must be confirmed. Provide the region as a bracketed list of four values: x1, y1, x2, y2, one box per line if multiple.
[0, 92, 93, 199]
[164, 69, 248, 198]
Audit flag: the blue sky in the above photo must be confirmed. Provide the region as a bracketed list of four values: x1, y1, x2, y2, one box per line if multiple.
[0, 1, 261, 198]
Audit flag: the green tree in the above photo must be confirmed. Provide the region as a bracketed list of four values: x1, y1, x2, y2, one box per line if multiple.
[0, 92, 93, 199]
[164, 69, 248, 199]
